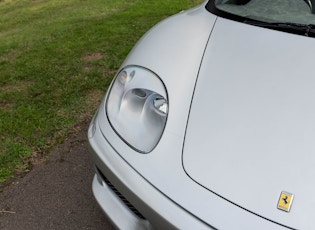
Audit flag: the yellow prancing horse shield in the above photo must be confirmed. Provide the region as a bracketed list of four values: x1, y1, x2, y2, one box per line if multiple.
[277, 191, 294, 212]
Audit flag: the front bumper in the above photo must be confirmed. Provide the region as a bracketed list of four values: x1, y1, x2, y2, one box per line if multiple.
[88, 117, 211, 230]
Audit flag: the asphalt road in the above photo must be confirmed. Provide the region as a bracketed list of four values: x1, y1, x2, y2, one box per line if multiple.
[0, 119, 114, 230]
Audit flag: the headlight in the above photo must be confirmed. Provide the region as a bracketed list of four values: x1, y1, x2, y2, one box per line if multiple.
[106, 66, 168, 153]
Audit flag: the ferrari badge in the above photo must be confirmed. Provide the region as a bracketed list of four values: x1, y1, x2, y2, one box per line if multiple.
[277, 191, 294, 212]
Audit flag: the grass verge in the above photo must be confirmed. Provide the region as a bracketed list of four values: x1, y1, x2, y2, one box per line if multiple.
[0, 0, 203, 183]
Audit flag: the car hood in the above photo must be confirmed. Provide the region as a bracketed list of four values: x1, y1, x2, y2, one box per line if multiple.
[183, 18, 315, 229]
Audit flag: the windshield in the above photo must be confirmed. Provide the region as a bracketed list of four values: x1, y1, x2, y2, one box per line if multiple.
[209, 0, 315, 25]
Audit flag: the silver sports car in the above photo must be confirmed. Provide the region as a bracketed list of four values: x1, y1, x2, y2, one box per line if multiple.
[88, 0, 315, 229]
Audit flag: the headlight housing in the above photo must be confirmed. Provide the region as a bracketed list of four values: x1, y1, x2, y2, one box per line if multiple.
[106, 66, 168, 153]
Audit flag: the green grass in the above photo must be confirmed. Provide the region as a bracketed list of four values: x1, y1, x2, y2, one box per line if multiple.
[0, 0, 203, 182]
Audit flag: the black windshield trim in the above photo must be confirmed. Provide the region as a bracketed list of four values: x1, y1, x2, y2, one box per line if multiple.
[206, 0, 249, 23]
[205, 0, 315, 37]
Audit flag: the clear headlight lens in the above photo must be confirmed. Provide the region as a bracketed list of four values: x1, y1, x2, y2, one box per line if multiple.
[106, 66, 168, 153]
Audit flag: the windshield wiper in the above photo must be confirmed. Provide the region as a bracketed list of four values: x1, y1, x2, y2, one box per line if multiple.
[304, 0, 315, 14]
[244, 20, 315, 37]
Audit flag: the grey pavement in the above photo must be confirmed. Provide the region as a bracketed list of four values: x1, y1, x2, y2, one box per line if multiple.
[0, 119, 114, 230]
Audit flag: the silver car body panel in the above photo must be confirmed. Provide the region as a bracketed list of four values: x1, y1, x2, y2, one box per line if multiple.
[89, 118, 210, 229]
[183, 17, 315, 230]
[89, 1, 314, 229]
